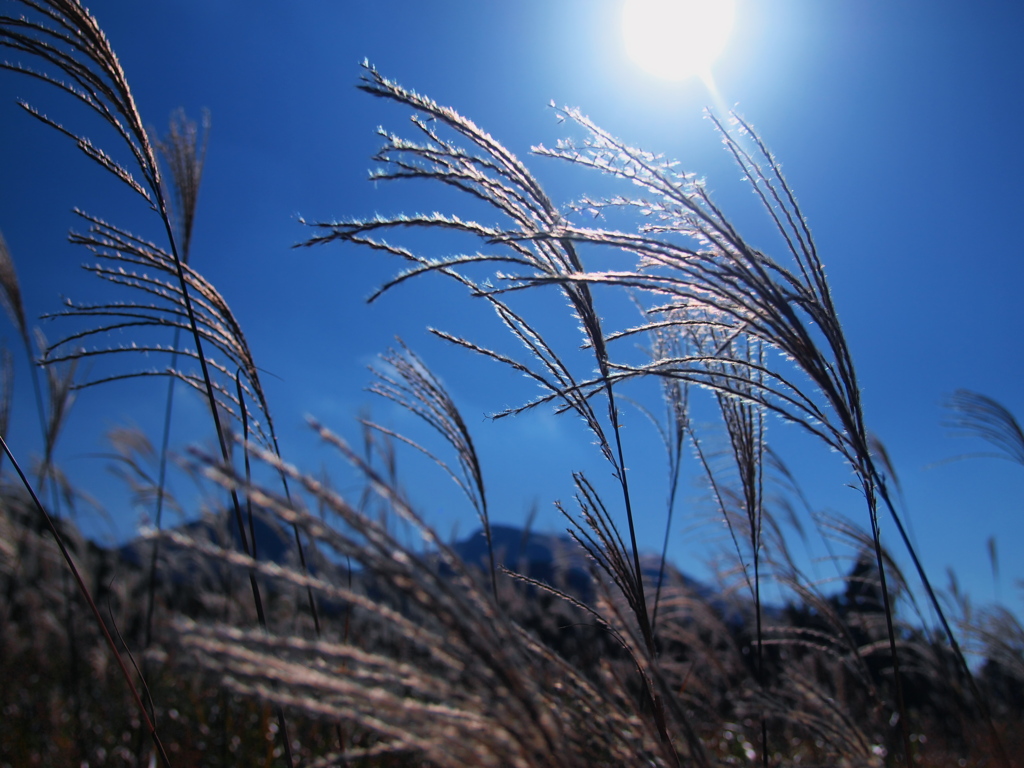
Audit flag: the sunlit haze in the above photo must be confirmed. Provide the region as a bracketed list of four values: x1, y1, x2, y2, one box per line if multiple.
[622, 0, 736, 82]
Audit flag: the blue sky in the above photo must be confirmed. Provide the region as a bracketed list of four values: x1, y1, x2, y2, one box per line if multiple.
[1, 0, 1022, 618]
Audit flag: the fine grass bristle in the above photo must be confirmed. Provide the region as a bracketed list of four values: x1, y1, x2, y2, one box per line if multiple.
[156, 108, 211, 264]
[367, 340, 497, 599]
[0, 228, 28, 345]
[1, 3, 1022, 767]
[945, 388, 1024, 467]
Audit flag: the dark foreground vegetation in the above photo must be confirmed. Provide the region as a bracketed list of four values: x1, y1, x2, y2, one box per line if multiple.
[3, 486, 1023, 766]
[1, 2, 1022, 766]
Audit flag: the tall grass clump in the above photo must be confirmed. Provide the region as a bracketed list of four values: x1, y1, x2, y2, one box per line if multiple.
[296, 64, 1014, 766]
[2, 3, 1022, 767]
[0, 1, 314, 762]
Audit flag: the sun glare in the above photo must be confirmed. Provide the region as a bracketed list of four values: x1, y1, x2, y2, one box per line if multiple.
[622, 0, 736, 82]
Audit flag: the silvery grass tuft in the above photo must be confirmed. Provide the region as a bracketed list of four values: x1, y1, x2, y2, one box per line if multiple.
[0, 1, 288, 525]
[298, 63, 1009, 766]
[365, 340, 497, 600]
[944, 388, 1024, 467]
[182, 426, 694, 768]
[2, 3, 1021, 766]
[0, 2, 311, 763]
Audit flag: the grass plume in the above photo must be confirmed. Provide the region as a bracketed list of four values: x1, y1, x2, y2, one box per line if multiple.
[1, 6, 1021, 765]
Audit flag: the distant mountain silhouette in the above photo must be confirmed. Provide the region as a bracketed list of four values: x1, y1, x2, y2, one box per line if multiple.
[453, 524, 575, 570]
[446, 523, 718, 604]
[444, 523, 594, 596]
[119, 509, 299, 580]
[118, 513, 731, 615]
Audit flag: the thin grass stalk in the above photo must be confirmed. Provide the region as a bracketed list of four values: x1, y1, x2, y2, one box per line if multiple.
[733, 339, 767, 767]
[558, 474, 691, 767]
[0, 433, 171, 767]
[630, 317, 688, 634]
[0, 0, 248, 562]
[0, 232, 65, 530]
[0, 6, 297, 761]
[605, 377, 654, 643]
[647, 465, 679, 634]
[232, 374, 295, 767]
[534, 106, 925, 762]
[0, 346, 10, 473]
[0, 230, 89, 751]
[860, 474, 915, 765]
[143, 349, 178, 649]
[240, 435, 566, 763]
[368, 341, 497, 601]
[136, 362, 177, 764]
[184, 428, 693, 767]
[145, 109, 209, 651]
[700, 323, 769, 764]
[944, 389, 1024, 466]
[710, 120, 898, 624]
[306, 64, 655, 653]
[38, 332, 86, 754]
[25, 337, 50, 492]
[153, 106, 324, 683]
[873, 476, 1013, 768]
[771, 512, 887, 710]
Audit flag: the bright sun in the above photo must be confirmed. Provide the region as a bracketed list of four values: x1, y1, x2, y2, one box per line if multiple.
[622, 0, 736, 82]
